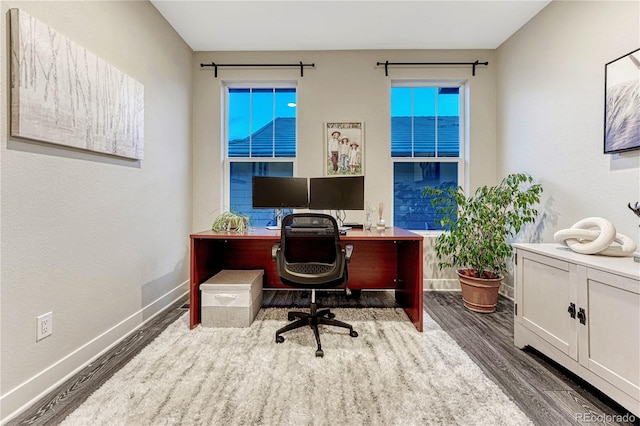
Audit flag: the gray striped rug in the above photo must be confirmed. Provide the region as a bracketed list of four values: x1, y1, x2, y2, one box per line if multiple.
[61, 308, 532, 425]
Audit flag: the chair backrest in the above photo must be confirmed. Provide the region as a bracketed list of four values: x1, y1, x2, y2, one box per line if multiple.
[274, 213, 347, 288]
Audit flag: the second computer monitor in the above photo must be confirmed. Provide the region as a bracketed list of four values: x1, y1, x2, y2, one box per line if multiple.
[309, 176, 364, 210]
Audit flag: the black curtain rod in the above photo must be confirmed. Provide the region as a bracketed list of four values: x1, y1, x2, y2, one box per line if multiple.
[200, 61, 315, 78]
[376, 60, 489, 76]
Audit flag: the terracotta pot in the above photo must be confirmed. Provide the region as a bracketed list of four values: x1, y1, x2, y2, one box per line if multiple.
[456, 269, 503, 313]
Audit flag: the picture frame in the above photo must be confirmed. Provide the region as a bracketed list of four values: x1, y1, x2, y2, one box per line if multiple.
[324, 122, 364, 176]
[604, 48, 640, 154]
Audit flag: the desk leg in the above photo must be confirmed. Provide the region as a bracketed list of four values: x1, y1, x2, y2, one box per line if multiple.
[189, 238, 223, 329]
[396, 240, 423, 332]
[189, 239, 200, 329]
[189, 285, 199, 330]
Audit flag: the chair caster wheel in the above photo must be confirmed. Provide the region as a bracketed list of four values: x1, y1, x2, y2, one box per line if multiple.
[276, 335, 285, 344]
[350, 330, 358, 338]
[315, 349, 324, 357]
[327, 312, 336, 319]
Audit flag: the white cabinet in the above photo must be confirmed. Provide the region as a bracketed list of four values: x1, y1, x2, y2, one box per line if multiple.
[514, 244, 640, 416]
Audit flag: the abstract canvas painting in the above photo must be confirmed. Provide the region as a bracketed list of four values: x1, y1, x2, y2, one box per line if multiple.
[10, 9, 144, 160]
[604, 48, 640, 154]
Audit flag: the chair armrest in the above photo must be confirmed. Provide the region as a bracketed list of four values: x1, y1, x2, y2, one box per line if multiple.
[272, 242, 281, 260]
[344, 244, 354, 263]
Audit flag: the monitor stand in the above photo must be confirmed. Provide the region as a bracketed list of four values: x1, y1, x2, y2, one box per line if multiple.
[333, 210, 352, 232]
[266, 210, 352, 231]
[266, 209, 283, 230]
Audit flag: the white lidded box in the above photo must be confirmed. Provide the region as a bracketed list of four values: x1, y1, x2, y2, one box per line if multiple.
[200, 269, 263, 328]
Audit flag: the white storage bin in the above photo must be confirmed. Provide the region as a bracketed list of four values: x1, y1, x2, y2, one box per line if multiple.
[200, 269, 263, 328]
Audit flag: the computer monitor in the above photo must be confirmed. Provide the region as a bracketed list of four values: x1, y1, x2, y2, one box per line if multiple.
[309, 176, 365, 211]
[252, 176, 309, 229]
[252, 176, 309, 208]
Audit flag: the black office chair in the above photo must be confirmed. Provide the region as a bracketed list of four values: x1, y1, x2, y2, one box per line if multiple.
[272, 213, 358, 357]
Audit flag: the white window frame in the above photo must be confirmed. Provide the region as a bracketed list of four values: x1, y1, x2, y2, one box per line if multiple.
[391, 80, 468, 229]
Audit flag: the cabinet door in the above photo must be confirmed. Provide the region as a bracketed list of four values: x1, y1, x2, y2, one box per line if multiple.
[579, 269, 640, 401]
[517, 251, 578, 360]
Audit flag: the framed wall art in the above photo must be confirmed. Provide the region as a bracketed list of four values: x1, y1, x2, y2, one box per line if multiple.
[604, 48, 640, 154]
[324, 122, 364, 176]
[10, 9, 144, 160]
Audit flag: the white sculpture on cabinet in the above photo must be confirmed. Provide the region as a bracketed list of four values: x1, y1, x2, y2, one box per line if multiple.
[553, 217, 636, 256]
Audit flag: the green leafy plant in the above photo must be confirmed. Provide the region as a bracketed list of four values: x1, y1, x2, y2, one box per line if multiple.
[423, 173, 543, 279]
[211, 211, 249, 232]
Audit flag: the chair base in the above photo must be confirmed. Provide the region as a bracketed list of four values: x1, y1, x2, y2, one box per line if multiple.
[275, 302, 358, 357]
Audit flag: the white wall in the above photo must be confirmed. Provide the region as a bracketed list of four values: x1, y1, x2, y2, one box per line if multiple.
[192, 49, 498, 232]
[0, 1, 192, 420]
[496, 1, 640, 244]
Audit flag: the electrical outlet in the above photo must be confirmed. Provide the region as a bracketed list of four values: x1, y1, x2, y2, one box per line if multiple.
[36, 312, 53, 341]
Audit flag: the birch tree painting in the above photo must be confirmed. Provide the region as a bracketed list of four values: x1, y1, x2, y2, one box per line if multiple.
[10, 9, 144, 160]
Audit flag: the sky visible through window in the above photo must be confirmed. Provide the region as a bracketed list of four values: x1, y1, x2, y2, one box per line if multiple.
[391, 87, 459, 117]
[228, 88, 296, 142]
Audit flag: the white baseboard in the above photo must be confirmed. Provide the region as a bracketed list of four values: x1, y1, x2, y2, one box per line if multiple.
[424, 278, 460, 291]
[424, 278, 515, 300]
[0, 280, 189, 425]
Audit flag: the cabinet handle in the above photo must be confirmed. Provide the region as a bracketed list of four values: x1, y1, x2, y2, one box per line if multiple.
[568, 302, 576, 319]
[577, 307, 587, 325]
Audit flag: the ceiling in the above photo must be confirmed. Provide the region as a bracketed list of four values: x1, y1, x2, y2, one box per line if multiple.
[150, 0, 552, 52]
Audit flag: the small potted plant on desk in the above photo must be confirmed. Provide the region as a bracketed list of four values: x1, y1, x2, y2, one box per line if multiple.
[423, 173, 543, 313]
[211, 211, 249, 232]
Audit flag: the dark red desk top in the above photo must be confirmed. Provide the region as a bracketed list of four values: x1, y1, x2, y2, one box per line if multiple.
[190, 227, 423, 241]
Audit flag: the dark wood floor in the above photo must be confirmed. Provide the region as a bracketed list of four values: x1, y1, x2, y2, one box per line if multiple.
[7, 290, 638, 425]
[423, 292, 638, 426]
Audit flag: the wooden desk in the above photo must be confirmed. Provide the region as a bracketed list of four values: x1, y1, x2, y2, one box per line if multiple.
[189, 227, 424, 331]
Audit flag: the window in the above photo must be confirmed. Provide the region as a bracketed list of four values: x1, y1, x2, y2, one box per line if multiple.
[391, 84, 464, 230]
[224, 86, 297, 226]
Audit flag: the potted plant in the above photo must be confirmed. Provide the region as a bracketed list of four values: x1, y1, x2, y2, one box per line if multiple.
[423, 173, 543, 313]
[211, 211, 249, 232]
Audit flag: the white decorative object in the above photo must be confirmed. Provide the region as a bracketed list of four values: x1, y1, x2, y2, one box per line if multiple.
[553, 217, 637, 256]
[376, 201, 385, 230]
[10, 9, 144, 160]
[514, 243, 640, 417]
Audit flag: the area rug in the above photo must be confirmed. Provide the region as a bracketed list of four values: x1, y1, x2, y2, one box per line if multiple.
[61, 308, 532, 426]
